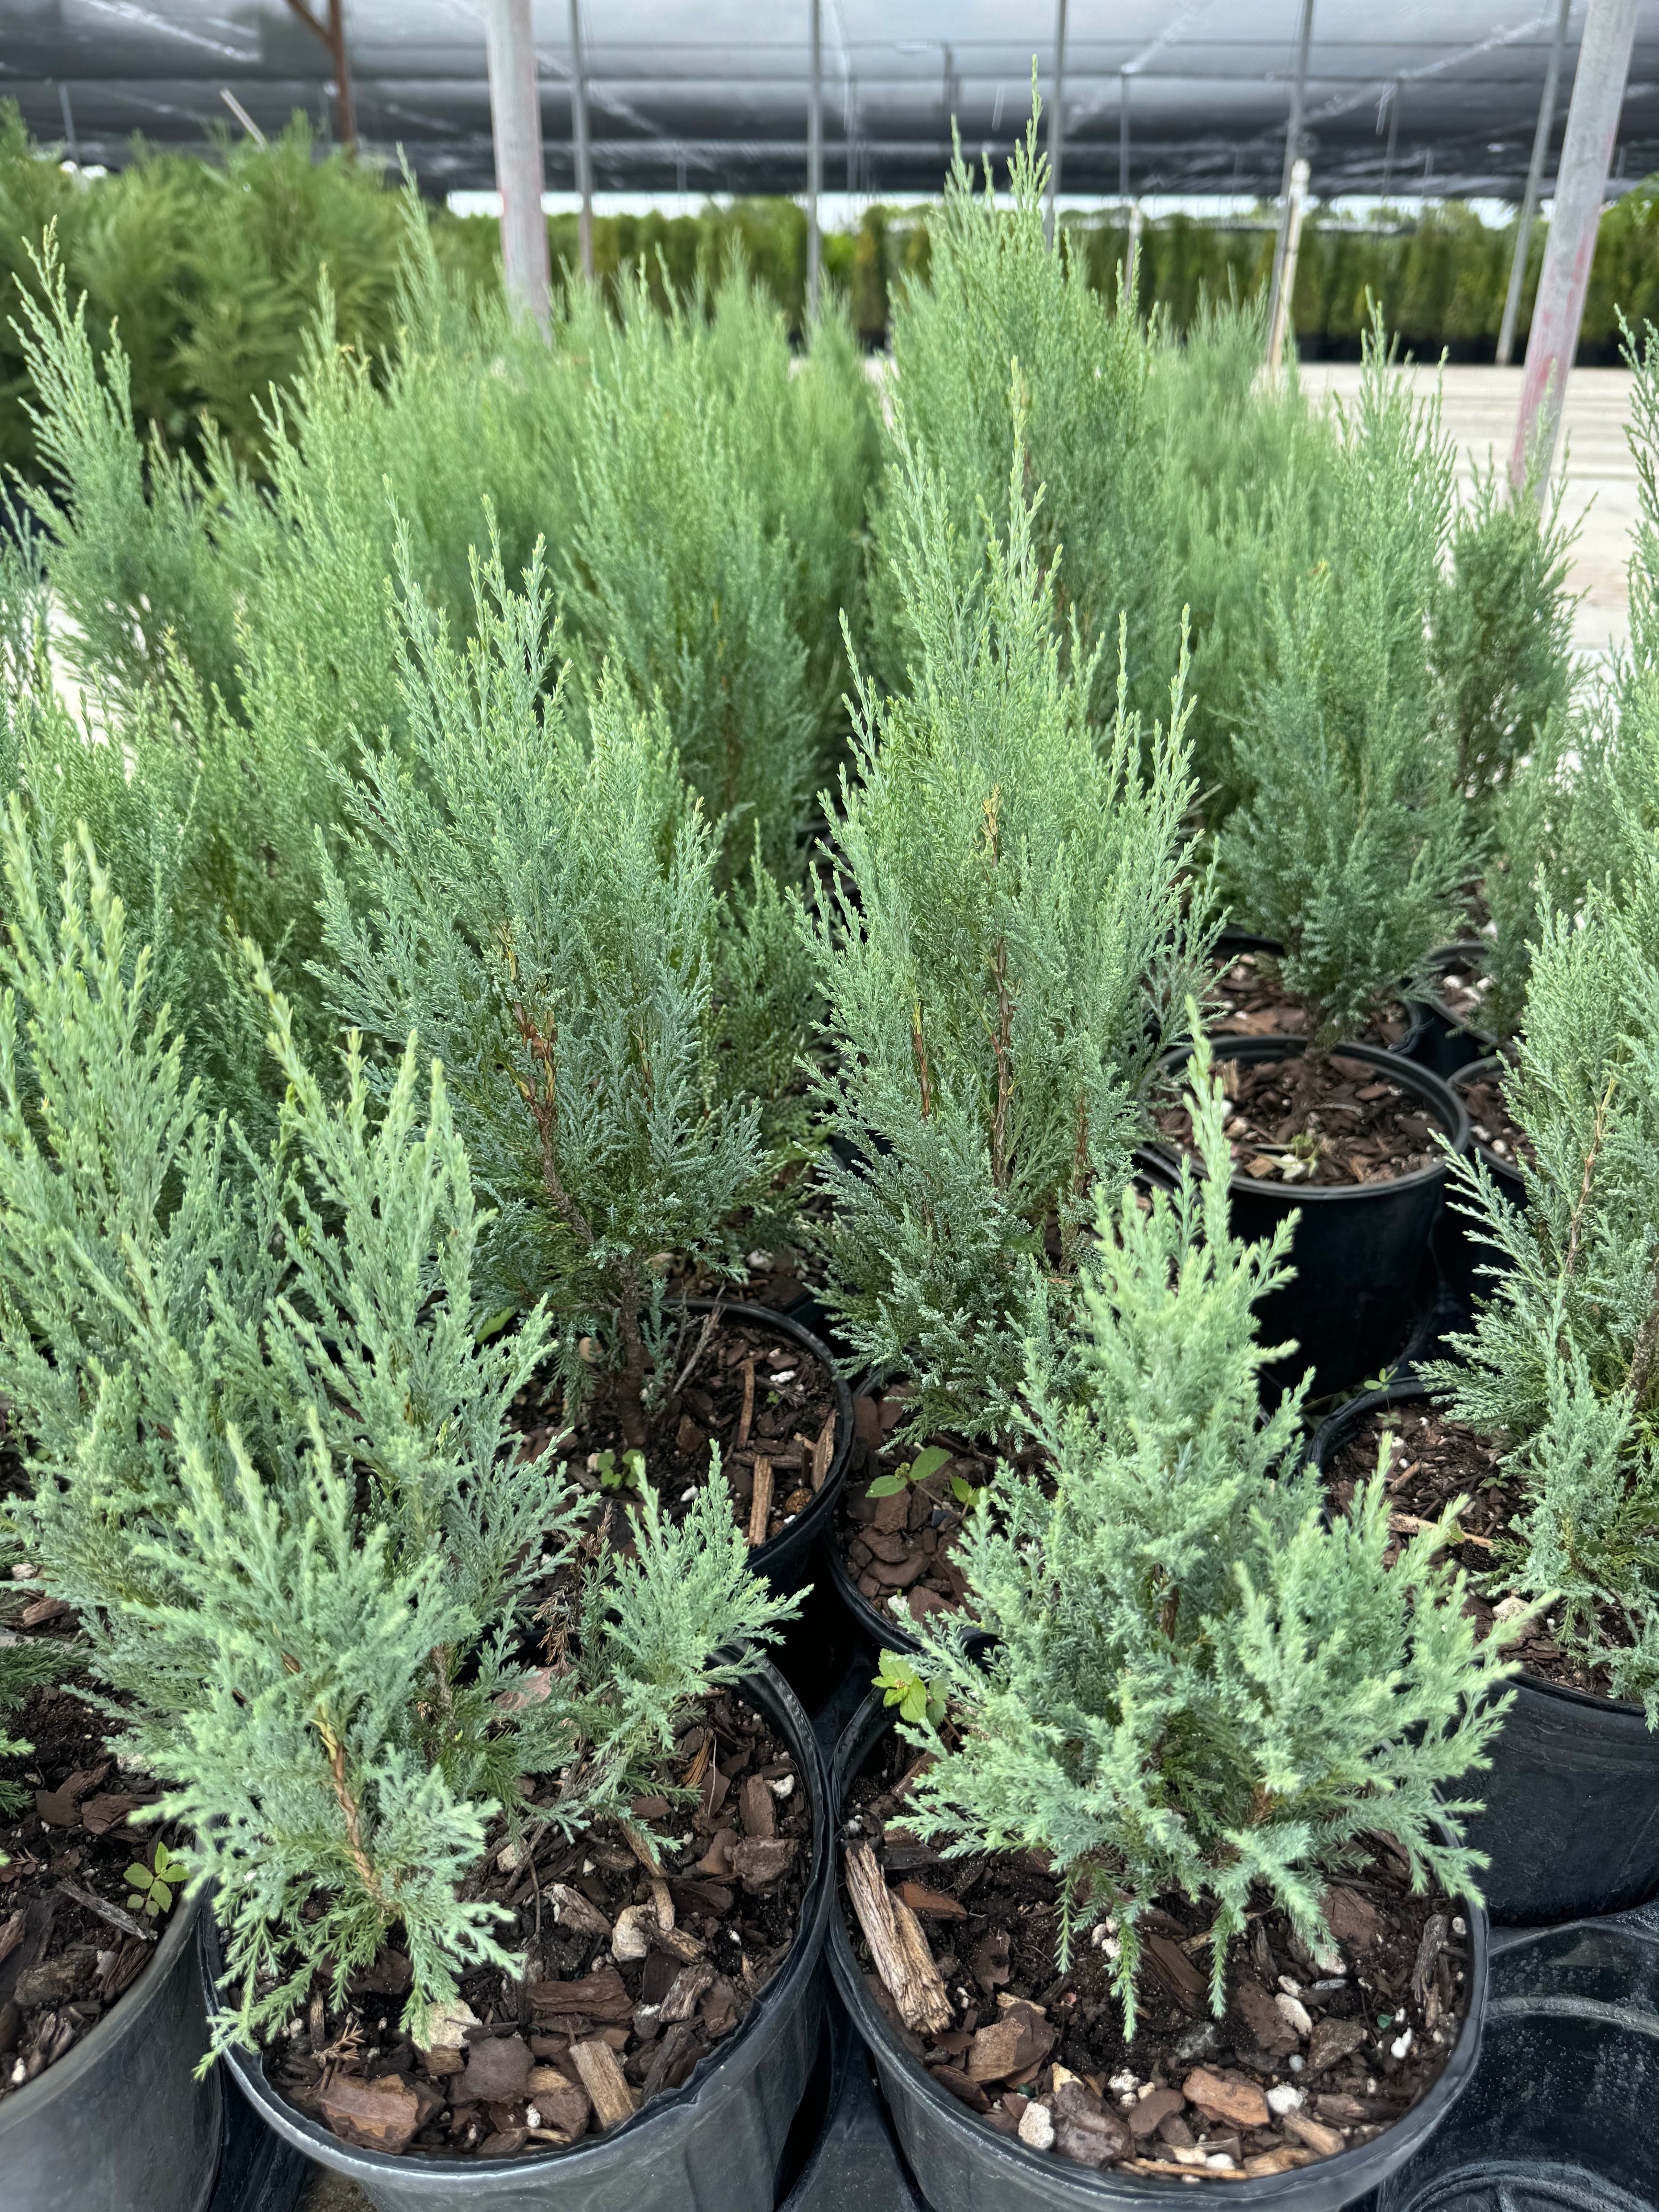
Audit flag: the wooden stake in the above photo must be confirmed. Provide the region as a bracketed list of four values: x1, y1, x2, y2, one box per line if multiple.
[844, 1843, 953, 2034]
[568, 2037, 637, 2130]
[737, 1357, 756, 1449]
[747, 1458, 774, 1547]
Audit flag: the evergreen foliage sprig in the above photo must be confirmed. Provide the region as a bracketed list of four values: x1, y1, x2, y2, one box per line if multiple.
[1425, 837, 1659, 1707]
[892, 1031, 1522, 2033]
[806, 407, 1208, 1440]
[873, 95, 1159, 721]
[318, 527, 776, 1443]
[1218, 310, 1477, 1048]
[0, 812, 796, 2052]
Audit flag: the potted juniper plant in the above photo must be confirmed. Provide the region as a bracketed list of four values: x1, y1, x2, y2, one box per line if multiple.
[0, 817, 829, 2211]
[1317, 852, 1659, 1924]
[1408, 447, 1580, 1083]
[1179, 315, 1476, 1393]
[805, 405, 1207, 1647]
[830, 1033, 1521, 2208]
[316, 528, 851, 1587]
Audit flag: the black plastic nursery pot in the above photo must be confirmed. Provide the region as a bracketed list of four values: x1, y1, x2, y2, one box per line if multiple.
[1404, 948, 1498, 1087]
[1372, 1908, 1659, 2212]
[219, 1660, 833, 2212]
[0, 1886, 222, 2212]
[1433, 1062, 1525, 1320]
[1310, 1381, 1659, 1927]
[828, 1691, 1490, 2212]
[1142, 1038, 1470, 1403]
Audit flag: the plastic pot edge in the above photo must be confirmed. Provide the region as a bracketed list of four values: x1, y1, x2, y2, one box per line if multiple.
[1146, 1038, 1471, 1205]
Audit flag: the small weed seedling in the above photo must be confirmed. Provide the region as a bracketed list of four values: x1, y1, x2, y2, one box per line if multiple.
[125, 1841, 188, 1921]
[875, 1653, 945, 1728]
[593, 1449, 648, 1494]
[867, 1444, 982, 1510]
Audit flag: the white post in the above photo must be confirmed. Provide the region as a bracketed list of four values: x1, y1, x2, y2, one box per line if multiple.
[1498, 0, 1574, 368]
[484, 0, 550, 330]
[1511, 0, 1637, 493]
[1267, 158, 1309, 377]
[807, 0, 823, 323]
[1119, 70, 1130, 199]
[1267, 0, 1316, 349]
[569, 0, 594, 282]
[1046, 0, 1068, 248]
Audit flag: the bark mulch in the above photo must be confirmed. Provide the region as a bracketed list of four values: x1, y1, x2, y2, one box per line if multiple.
[1154, 1052, 1439, 1190]
[1325, 1402, 1624, 1700]
[267, 1688, 809, 2161]
[841, 1733, 1468, 2180]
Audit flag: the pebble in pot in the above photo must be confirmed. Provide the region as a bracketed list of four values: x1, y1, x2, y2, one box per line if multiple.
[830, 1042, 1511, 2211]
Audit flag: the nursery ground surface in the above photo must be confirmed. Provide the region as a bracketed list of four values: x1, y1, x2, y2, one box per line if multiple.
[0, 1675, 178, 2102]
[841, 1730, 1468, 2179]
[1457, 1072, 1529, 1169]
[1211, 952, 1417, 1051]
[1154, 1052, 1440, 1188]
[1325, 1403, 1622, 1697]
[513, 1306, 840, 1557]
[266, 1686, 808, 2161]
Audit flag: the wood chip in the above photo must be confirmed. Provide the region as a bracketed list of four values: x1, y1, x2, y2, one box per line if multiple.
[318, 2074, 422, 2153]
[549, 1884, 612, 1940]
[529, 1970, 633, 2023]
[658, 1962, 715, 2023]
[898, 1881, 966, 1919]
[1411, 1912, 1449, 2006]
[844, 1842, 953, 2035]
[1244, 2148, 1317, 2177]
[1183, 2068, 1270, 2128]
[739, 1774, 776, 1841]
[810, 1408, 836, 1490]
[747, 1459, 774, 1546]
[1283, 2110, 1347, 2157]
[736, 1358, 756, 1450]
[568, 2037, 637, 2132]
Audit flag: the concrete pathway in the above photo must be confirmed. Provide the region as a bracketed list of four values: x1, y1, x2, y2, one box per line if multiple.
[1298, 362, 1642, 664]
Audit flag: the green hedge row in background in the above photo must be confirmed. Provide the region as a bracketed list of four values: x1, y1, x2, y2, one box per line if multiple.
[6, 100, 1659, 481]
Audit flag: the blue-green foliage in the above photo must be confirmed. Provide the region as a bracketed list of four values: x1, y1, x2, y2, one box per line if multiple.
[893, 1033, 1521, 2034]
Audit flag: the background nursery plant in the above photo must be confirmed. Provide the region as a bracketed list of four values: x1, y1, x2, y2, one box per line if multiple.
[318, 530, 785, 1450]
[880, 1035, 1521, 2031]
[806, 410, 1208, 1443]
[1425, 860, 1659, 1713]
[0, 814, 798, 2064]
[1216, 313, 1475, 1063]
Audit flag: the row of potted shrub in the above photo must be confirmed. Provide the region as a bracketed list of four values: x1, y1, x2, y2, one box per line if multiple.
[0, 114, 1656, 2212]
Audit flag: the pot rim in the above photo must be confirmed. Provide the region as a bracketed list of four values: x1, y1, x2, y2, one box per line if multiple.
[215, 1657, 830, 2180]
[828, 1687, 1490, 2202]
[1146, 1037, 1471, 1205]
[0, 1881, 207, 2139]
[1307, 1376, 1652, 1724]
[1446, 1057, 1526, 1189]
[1424, 944, 1499, 1053]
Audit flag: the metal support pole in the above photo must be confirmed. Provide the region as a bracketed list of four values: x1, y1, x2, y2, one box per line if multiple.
[1498, 0, 1573, 367]
[1119, 71, 1130, 200]
[569, 0, 594, 282]
[1267, 0, 1316, 349]
[1381, 78, 1401, 196]
[1267, 159, 1309, 377]
[1512, 0, 1636, 494]
[484, 0, 551, 329]
[55, 83, 78, 163]
[806, 0, 823, 324]
[283, 0, 355, 152]
[1046, 0, 1068, 247]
